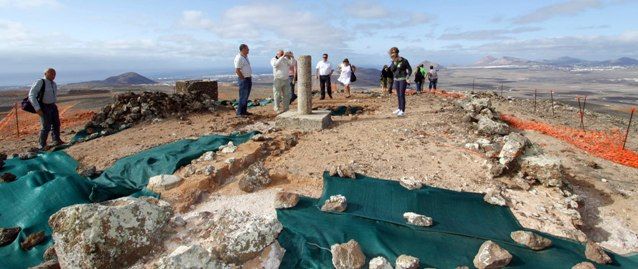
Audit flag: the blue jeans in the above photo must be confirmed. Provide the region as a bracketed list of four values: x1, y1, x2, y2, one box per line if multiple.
[429, 79, 438, 90]
[394, 80, 407, 112]
[416, 81, 423, 92]
[39, 103, 61, 148]
[237, 77, 252, 115]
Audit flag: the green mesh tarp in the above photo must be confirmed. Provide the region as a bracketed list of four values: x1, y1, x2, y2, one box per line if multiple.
[277, 173, 638, 268]
[0, 132, 255, 268]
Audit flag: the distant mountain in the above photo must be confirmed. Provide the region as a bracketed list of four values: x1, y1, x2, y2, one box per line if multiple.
[471, 56, 638, 69]
[65, 72, 156, 88]
[473, 56, 540, 67]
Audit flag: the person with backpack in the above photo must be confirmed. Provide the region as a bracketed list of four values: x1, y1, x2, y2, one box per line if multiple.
[426, 65, 438, 92]
[414, 64, 425, 94]
[28, 68, 64, 149]
[380, 65, 393, 94]
[388, 47, 412, 117]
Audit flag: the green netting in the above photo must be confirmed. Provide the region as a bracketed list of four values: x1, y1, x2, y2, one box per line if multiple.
[277, 173, 638, 268]
[0, 132, 255, 268]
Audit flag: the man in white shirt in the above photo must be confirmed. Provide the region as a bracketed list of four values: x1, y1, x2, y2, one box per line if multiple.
[315, 53, 333, 99]
[234, 44, 252, 117]
[29, 68, 63, 149]
[270, 50, 292, 113]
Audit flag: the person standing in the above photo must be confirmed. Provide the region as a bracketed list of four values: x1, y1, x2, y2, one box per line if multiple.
[380, 65, 390, 93]
[426, 65, 438, 92]
[388, 47, 412, 117]
[234, 44, 252, 117]
[29, 68, 63, 150]
[287, 51, 297, 104]
[315, 53, 334, 100]
[271, 50, 292, 113]
[337, 58, 356, 98]
[414, 64, 425, 94]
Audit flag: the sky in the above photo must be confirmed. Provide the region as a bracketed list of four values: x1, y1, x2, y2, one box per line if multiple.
[1, 0, 637, 85]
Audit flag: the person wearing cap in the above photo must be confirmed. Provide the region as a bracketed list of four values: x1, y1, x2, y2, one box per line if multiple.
[388, 47, 412, 117]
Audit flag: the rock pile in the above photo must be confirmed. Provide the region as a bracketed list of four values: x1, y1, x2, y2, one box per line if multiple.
[175, 80, 218, 99]
[83, 89, 218, 137]
[49, 196, 173, 268]
[459, 95, 510, 136]
[238, 162, 271, 193]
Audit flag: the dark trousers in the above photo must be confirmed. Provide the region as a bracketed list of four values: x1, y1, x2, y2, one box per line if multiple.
[429, 79, 438, 90]
[416, 81, 423, 92]
[289, 75, 297, 104]
[39, 103, 61, 148]
[319, 75, 332, 99]
[394, 80, 407, 111]
[237, 77, 252, 115]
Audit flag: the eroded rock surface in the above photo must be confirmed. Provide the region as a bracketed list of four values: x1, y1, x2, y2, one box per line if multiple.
[473, 240, 513, 269]
[321, 195, 347, 212]
[331, 240, 366, 269]
[395, 255, 420, 269]
[510, 230, 552, 250]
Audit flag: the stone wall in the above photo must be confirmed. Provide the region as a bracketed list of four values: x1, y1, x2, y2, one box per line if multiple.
[175, 80, 218, 101]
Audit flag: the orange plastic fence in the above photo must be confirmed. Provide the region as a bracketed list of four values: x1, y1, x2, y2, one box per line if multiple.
[500, 114, 638, 168]
[0, 103, 95, 139]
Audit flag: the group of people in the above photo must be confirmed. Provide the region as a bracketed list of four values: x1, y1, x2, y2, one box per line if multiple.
[234, 44, 358, 117]
[381, 62, 438, 94]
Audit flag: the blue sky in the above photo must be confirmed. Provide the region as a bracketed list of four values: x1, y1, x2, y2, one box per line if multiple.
[1, 0, 637, 84]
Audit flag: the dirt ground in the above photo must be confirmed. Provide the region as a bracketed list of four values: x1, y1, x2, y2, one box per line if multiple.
[2, 85, 638, 260]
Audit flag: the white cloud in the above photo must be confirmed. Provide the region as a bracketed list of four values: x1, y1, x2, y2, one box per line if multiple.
[0, 20, 29, 44]
[346, 1, 388, 19]
[0, 0, 60, 9]
[512, 0, 604, 24]
[439, 27, 543, 40]
[179, 10, 213, 29]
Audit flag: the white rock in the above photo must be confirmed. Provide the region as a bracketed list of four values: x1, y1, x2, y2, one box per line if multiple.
[148, 174, 182, 192]
[403, 212, 433, 227]
[395, 255, 419, 269]
[202, 151, 215, 161]
[399, 177, 423, 190]
[369, 256, 392, 269]
[155, 244, 226, 269]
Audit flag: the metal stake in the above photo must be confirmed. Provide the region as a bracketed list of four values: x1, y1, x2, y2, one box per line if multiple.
[623, 107, 635, 149]
[577, 97, 585, 130]
[472, 78, 475, 91]
[534, 89, 537, 113]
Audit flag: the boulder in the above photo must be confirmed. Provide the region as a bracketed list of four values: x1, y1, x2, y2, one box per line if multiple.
[321, 195, 347, 212]
[43, 245, 57, 261]
[519, 155, 565, 187]
[473, 241, 513, 269]
[28, 260, 60, 269]
[484, 189, 507, 206]
[0, 227, 21, 247]
[395, 255, 420, 269]
[21, 231, 45, 250]
[154, 244, 226, 269]
[369, 256, 392, 269]
[189, 209, 282, 264]
[147, 174, 182, 192]
[477, 116, 510, 136]
[238, 162, 271, 193]
[399, 177, 423, 190]
[49, 197, 173, 269]
[585, 241, 612, 264]
[572, 262, 597, 269]
[245, 241, 285, 269]
[510, 231, 552, 250]
[328, 164, 357, 179]
[274, 192, 299, 209]
[403, 212, 433, 227]
[498, 133, 529, 166]
[330, 240, 366, 269]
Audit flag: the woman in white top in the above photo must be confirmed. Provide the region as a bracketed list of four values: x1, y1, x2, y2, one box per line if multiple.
[337, 58, 356, 98]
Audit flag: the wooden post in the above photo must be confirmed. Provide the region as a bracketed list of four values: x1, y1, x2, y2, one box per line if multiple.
[472, 78, 475, 91]
[577, 97, 585, 130]
[550, 90, 555, 116]
[500, 83, 503, 96]
[623, 107, 635, 149]
[14, 102, 20, 138]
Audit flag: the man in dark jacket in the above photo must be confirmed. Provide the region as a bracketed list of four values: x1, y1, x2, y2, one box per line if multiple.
[414, 64, 425, 94]
[388, 47, 412, 116]
[380, 65, 394, 94]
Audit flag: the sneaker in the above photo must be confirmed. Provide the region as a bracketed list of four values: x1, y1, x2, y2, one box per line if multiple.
[393, 109, 401, 114]
[397, 110, 405, 117]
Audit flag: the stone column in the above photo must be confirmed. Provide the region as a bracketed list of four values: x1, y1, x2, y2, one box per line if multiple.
[297, 55, 312, 115]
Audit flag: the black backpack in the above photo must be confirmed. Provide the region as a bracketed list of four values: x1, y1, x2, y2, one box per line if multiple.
[350, 66, 357, 83]
[21, 79, 45, 113]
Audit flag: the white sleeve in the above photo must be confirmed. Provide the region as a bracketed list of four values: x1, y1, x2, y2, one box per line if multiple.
[234, 56, 242, 69]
